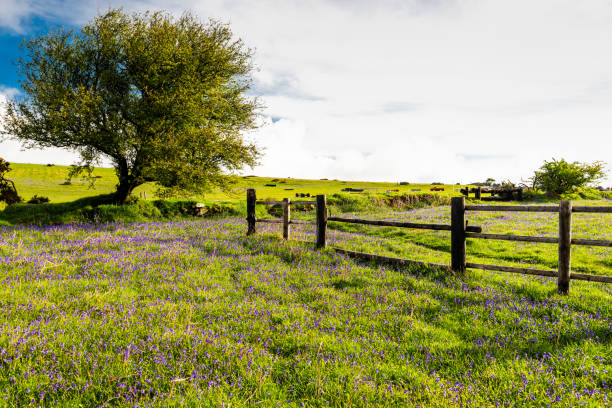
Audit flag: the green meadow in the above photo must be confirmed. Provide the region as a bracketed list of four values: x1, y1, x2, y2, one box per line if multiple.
[0, 212, 610, 407]
[0, 163, 610, 407]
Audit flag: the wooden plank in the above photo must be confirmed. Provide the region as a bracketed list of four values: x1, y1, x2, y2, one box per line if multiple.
[558, 200, 572, 295]
[316, 195, 327, 249]
[291, 201, 317, 205]
[257, 218, 283, 224]
[466, 234, 612, 247]
[247, 189, 256, 235]
[465, 225, 483, 233]
[328, 216, 451, 230]
[283, 198, 290, 240]
[571, 238, 612, 247]
[466, 233, 559, 244]
[465, 205, 559, 212]
[467, 262, 612, 283]
[451, 197, 466, 273]
[289, 220, 315, 225]
[333, 248, 451, 271]
[256, 200, 283, 205]
[466, 262, 557, 278]
[572, 206, 612, 213]
[570, 272, 612, 283]
[327, 216, 482, 233]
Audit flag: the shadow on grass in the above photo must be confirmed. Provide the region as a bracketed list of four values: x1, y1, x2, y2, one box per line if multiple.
[0, 194, 117, 225]
[0, 194, 240, 226]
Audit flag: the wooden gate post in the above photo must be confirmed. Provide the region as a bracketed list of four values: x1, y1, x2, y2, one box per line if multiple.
[475, 187, 482, 200]
[451, 196, 466, 273]
[558, 200, 572, 294]
[316, 195, 327, 248]
[246, 188, 256, 236]
[283, 198, 291, 240]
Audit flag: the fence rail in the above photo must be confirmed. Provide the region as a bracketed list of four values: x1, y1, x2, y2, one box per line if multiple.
[246, 189, 612, 295]
[327, 216, 483, 233]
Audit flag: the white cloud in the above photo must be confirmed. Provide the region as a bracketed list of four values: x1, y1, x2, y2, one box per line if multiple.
[1, 0, 611, 184]
[0, 89, 81, 165]
[0, 0, 32, 32]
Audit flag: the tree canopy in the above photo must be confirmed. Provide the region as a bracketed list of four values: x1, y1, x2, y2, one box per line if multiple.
[2, 9, 261, 203]
[530, 158, 606, 196]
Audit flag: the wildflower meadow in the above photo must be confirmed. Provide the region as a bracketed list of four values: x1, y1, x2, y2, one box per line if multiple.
[0, 205, 610, 406]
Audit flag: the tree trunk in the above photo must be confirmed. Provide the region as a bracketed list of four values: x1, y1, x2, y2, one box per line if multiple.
[115, 178, 137, 204]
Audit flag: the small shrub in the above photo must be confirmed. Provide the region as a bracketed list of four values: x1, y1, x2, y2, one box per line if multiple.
[27, 195, 51, 204]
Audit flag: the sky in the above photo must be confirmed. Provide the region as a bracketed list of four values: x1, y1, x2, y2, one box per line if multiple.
[0, 0, 611, 185]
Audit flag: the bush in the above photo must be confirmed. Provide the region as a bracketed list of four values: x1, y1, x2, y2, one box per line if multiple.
[530, 158, 606, 196]
[27, 195, 50, 204]
[0, 158, 21, 205]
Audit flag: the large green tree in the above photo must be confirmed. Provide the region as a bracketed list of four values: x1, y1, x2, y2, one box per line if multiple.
[530, 158, 606, 196]
[2, 9, 261, 203]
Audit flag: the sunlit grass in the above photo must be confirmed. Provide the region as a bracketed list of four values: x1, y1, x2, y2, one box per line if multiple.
[0, 209, 610, 406]
[5, 162, 465, 205]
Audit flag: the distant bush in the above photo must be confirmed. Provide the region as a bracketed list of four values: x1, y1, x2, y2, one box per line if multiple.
[377, 193, 450, 209]
[530, 158, 606, 196]
[327, 192, 451, 214]
[27, 195, 50, 204]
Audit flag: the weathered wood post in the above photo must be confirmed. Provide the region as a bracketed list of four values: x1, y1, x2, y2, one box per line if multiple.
[246, 189, 256, 236]
[451, 196, 466, 273]
[558, 200, 572, 294]
[283, 198, 291, 240]
[316, 194, 327, 248]
[475, 187, 481, 200]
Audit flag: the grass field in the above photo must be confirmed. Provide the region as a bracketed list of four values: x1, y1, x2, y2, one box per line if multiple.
[4, 163, 464, 205]
[0, 202, 610, 406]
[1, 163, 610, 406]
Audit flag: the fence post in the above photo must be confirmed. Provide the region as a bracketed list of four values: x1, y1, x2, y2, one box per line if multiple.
[558, 200, 572, 294]
[451, 196, 466, 273]
[246, 188, 256, 236]
[475, 187, 481, 200]
[283, 198, 291, 240]
[316, 194, 327, 248]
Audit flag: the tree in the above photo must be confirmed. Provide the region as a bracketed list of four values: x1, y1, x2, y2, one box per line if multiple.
[530, 158, 606, 196]
[2, 9, 261, 203]
[0, 158, 21, 205]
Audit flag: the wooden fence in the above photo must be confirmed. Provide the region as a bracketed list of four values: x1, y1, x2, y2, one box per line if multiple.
[246, 189, 612, 294]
